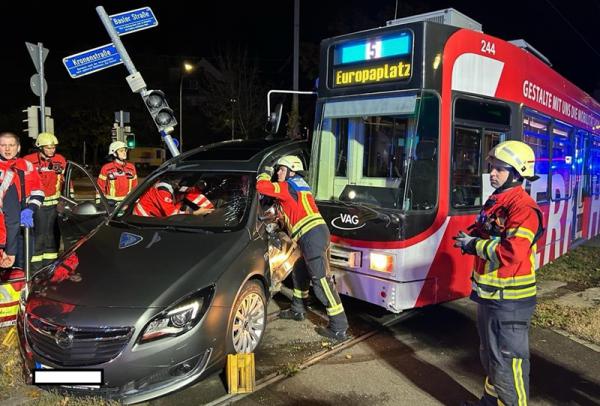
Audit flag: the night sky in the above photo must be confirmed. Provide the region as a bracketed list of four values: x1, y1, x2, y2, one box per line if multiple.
[1, 0, 598, 153]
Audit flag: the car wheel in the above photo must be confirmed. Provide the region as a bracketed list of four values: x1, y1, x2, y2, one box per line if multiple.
[229, 280, 267, 353]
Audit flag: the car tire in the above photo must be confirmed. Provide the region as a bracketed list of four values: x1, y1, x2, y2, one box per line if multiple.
[228, 280, 267, 354]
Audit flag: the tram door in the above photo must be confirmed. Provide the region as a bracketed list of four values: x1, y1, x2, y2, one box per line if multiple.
[451, 98, 510, 209]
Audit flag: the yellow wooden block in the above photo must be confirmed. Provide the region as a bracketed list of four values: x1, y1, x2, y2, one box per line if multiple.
[227, 353, 255, 394]
[2, 326, 17, 348]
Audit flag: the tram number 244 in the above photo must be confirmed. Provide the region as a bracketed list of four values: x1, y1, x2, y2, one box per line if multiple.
[481, 40, 496, 55]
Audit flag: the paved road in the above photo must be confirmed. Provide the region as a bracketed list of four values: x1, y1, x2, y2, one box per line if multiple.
[144, 293, 600, 406]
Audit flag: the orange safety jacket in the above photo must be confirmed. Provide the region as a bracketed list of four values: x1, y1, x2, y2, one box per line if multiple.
[177, 186, 213, 213]
[256, 173, 325, 240]
[1, 158, 44, 211]
[133, 182, 179, 217]
[470, 185, 543, 301]
[97, 160, 137, 201]
[23, 152, 66, 206]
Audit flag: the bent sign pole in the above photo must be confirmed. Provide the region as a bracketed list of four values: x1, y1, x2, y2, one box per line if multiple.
[61, 6, 179, 158]
[95, 6, 179, 158]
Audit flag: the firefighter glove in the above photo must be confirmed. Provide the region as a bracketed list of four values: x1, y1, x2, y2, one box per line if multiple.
[453, 231, 477, 255]
[20, 208, 34, 228]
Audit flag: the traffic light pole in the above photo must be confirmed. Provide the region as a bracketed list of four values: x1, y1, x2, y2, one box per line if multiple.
[96, 6, 180, 157]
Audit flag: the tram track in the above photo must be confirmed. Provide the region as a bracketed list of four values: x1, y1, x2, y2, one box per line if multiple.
[205, 288, 410, 406]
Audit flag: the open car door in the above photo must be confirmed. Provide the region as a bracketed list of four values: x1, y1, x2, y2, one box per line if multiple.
[259, 197, 301, 295]
[56, 161, 111, 250]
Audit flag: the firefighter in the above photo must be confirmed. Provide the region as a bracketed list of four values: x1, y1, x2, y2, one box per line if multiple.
[256, 155, 348, 341]
[0, 132, 44, 269]
[453, 140, 544, 406]
[97, 141, 137, 206]
[133, 178, 213, 217]
[23, 133, 66, 271]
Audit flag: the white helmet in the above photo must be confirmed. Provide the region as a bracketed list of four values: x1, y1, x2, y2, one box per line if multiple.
[276, 155, 304, 172]
[109, 141, 128, 156]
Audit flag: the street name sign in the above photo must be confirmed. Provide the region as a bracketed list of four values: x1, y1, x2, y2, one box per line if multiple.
[62, 44, 122, 79]
[109, 7, 158, 36]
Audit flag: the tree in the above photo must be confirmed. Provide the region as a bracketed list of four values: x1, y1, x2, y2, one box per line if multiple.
[197, 48, 268, 140]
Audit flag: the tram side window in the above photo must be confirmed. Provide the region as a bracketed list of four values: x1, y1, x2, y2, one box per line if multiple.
[523, 113, 550, 202]
[588, 137, 600, 196]
[452, 127, 481, 207]
[551, 123, 573, 200]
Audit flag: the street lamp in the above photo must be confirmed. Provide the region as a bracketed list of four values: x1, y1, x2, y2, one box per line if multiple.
[179, 62, 195, 152]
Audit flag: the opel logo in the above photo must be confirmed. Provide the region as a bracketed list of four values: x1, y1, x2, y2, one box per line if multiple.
[54, 327, 74, 349]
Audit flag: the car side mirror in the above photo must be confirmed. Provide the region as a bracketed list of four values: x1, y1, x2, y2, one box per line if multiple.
[72, 201, 107, 216]
[265, 103, 283, 138]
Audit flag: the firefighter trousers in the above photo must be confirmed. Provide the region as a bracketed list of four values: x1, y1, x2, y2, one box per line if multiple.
[31, 205, 59, 272]
[290, 224, 348, 333]
[476, 299, 535, 406]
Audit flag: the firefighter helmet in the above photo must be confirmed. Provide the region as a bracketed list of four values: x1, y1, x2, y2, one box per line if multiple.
[109, 141, 128, 156]
[35, 132, 59, 147]
[488, 140, 538, 181]
[276, 155, 304, 172]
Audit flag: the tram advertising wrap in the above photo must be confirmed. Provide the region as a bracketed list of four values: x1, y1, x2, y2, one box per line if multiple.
[329, 30, 413, 88]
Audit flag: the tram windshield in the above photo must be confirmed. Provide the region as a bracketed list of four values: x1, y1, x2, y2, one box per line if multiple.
[312, 91, 439, 211]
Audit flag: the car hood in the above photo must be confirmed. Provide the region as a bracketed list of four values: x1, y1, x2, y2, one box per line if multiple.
[31, 223, 250, 308]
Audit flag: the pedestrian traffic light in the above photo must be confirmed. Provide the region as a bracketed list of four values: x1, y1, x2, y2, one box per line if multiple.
[142, 90, 177, 133]
[126, 133, 136, 148]
[22, 106, 39, 139]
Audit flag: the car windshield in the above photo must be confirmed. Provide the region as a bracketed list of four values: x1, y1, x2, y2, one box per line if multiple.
[114, 171, 253, 231]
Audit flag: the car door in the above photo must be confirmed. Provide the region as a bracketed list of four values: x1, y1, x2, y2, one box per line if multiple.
[56, 162, 111, 250]
[257, 145, 309, 293]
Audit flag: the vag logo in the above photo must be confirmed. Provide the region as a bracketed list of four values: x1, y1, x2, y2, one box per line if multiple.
[331, 213, 365, 230]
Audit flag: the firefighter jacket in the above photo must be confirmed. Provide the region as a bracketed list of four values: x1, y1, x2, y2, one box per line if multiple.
[133, 182, 179, 217]
[470, 185, 543, 301]
[97, 160, 137, 201]
[0, 158, 44, 212]
[0, 165, 21, 255]
[256, 173, 325, 240]
[23, 152, 66, 206]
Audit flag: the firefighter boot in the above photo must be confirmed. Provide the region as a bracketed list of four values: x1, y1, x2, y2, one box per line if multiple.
[279, 309, 305, 321]
[315, 326, 347, 341]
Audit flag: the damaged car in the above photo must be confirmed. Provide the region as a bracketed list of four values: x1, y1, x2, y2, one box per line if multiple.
[16, 138, 306, 403]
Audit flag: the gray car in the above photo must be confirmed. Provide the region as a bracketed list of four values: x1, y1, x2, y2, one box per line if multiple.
[16, 139, 307, 403]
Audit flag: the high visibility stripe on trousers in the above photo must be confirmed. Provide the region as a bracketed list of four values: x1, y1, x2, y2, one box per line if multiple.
[293, 289, 309, 299]
[319, 277, 344, 316]
[512, 358, 527, 406]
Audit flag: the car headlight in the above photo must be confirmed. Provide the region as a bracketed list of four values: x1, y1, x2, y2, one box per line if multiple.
[139, 285, 215, 343]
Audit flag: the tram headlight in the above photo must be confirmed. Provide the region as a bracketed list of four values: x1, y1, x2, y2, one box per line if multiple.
[370, 253, 394, 273]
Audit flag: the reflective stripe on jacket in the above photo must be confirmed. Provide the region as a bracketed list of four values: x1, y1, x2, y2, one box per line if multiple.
[97, 161, 137, 201]
[256, 173, 325, 240]
[471, 186, 543, 301]
[23, 153, 66, 205]
[133, 182, 178, 217]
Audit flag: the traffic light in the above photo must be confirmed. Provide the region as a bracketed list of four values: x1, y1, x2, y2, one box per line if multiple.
[126, 133, 136, 148]
[23, 106, 39, 139]
[142, 90, 177, 133]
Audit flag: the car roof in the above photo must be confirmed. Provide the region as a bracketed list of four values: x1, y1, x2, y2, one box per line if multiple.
[166, 138, 308, 171]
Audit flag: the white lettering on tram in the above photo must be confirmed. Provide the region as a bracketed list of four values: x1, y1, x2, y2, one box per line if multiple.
[562, 190, 575, 255]
[589, 194, 600, 238]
